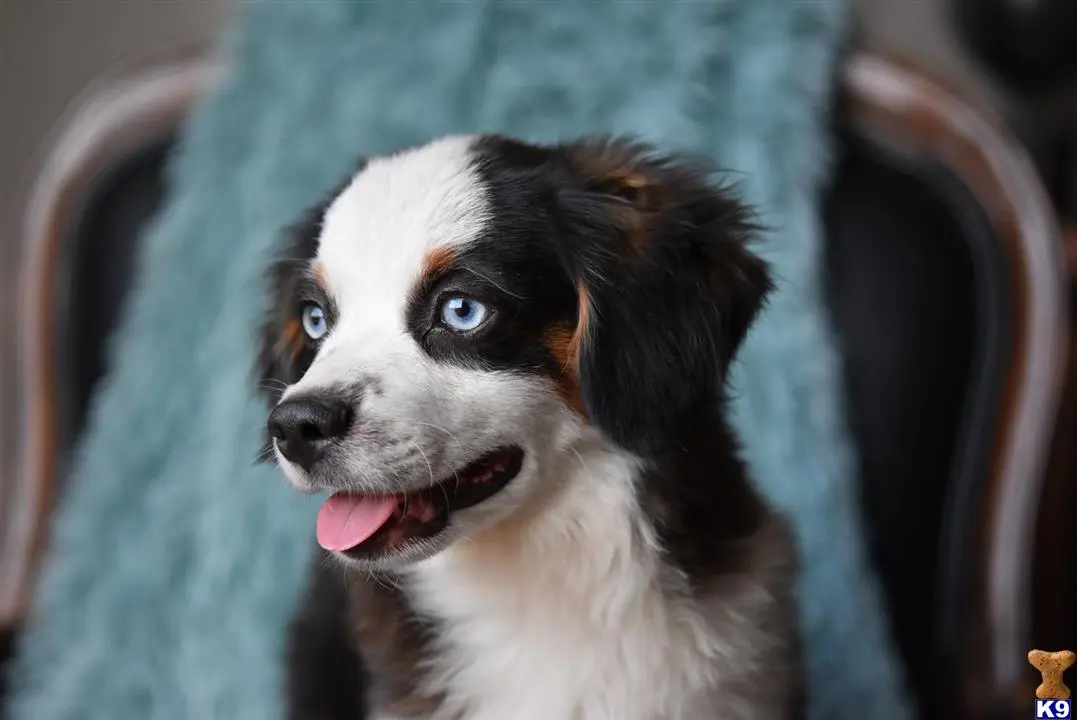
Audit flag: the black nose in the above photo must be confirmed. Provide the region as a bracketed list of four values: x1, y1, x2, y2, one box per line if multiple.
[267, 395, 354, 471]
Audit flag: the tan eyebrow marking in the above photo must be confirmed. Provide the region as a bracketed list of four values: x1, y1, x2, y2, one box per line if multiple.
[412, 246, 458, 300]
[311, 260, 328, 289]
[420, 246, 456, 281]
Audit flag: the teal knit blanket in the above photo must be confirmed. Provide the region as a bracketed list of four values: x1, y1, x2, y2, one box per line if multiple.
[9, 2, 913, 718]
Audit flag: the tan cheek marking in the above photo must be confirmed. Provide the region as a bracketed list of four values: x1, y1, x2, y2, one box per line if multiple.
[571, 284, 591, 361]
[542, 285, 592, 418]
[543, 328, 587, 417]
[279, 317, 304, 361]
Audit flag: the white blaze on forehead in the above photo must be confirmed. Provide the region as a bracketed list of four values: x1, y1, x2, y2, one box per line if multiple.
[316, 135, 489, 324]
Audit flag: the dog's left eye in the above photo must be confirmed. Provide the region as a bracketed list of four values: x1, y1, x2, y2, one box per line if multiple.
[439, 296, 488, 332]
[301, 303, 329, 340]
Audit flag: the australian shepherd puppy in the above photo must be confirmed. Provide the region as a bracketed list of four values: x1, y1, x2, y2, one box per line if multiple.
[257, 134, 802, 720]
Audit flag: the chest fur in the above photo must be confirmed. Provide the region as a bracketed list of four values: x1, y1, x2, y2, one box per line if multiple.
[357, 458, 796, 720]
[405, 563, 722, 720]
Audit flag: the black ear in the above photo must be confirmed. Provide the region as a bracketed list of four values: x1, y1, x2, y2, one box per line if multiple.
[559, 138, 772, 455]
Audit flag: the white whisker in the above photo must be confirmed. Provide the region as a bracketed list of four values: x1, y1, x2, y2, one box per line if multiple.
[464, 267, 526, 299]
[414, 421, 465, 455]
[570, 448, 592, 482]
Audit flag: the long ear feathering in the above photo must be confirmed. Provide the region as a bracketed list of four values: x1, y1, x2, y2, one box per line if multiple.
[556, 136, 773, 454]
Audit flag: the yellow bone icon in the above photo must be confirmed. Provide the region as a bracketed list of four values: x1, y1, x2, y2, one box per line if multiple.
[1028, 649, 1076, 700]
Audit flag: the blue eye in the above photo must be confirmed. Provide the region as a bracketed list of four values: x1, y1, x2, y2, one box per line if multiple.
[301, 303, 328, 340]
[439, 296, 488, 332]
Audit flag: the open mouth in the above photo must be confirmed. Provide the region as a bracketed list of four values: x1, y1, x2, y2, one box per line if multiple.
[315, 446, 524, 560]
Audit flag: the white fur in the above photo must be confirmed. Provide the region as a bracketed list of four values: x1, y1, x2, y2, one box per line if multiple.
[276, 137, 795, 719]
[399, 431, 792, 720]
[278, 136, 590, 561]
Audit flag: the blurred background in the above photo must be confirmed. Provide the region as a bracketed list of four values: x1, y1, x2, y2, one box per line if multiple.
[2, 1, 1076, 719]
[0, 0, 1028, 408]
[0, 1, 232, 510]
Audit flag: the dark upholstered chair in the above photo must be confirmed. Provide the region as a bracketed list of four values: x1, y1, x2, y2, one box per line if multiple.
[1, 49, 1071, 720]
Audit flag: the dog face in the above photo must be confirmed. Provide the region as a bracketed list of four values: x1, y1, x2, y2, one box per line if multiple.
[258, 134, 770, 570]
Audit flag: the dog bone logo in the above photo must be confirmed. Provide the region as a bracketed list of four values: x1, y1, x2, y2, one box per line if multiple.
[1029, 649, 1076, 700]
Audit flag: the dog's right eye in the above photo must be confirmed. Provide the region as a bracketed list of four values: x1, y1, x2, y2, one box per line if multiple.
[439, 296, 489, 333]
[301, 303, 329, 340]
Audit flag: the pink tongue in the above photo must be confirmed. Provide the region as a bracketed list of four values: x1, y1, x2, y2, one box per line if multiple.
[316, 493, 398, 551]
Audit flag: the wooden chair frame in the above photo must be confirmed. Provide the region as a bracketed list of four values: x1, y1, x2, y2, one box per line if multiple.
[0, 45, 224, 630]
[845, 52, 1068, 715]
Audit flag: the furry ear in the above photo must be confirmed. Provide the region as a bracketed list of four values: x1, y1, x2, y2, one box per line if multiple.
[559, 138, 772, 454]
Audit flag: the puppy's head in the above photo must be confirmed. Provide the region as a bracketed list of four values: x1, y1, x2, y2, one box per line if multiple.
[258, 135, 770, 569]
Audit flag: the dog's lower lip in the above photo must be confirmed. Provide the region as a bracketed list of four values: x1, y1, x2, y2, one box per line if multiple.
[330, 446, 524, 559]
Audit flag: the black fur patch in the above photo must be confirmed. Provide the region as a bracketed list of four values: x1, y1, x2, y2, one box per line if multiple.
[451, 134, 774, 578]
[470, 135, 771, 452]
[285, 554, 368, 720]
